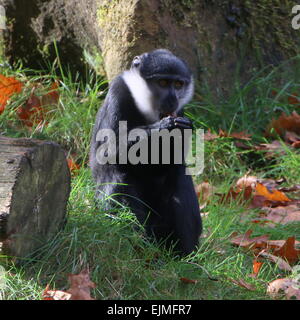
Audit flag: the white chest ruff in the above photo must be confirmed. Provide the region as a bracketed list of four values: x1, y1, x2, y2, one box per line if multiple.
[122, 70, 158, 123]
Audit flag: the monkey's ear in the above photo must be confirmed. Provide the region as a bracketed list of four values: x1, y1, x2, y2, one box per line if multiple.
[132, 56, 141, 68]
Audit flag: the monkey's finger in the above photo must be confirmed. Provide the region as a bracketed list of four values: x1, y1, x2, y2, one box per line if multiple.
[174, 118, 193, 128]
[174, 117, 192, 124]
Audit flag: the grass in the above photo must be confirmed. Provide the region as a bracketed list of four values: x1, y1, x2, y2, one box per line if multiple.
[1, 55, 300, 300]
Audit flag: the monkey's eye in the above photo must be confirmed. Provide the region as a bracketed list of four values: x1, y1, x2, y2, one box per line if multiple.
[158, 79, 169, 87]
[174, 80, 184, 89]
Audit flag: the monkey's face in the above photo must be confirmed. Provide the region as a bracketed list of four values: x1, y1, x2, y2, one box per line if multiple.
[147, 77, 191, 118]
[128, 49, 194, 122]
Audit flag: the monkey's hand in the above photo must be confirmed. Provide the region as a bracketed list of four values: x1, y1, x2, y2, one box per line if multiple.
[159, 116, 193, 131]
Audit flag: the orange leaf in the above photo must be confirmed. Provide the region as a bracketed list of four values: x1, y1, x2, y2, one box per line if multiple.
[67, 158, 81, 173]
[0, 74, 23, 114]
[255, 183, 291, 203]
[252, 259, 263, 275]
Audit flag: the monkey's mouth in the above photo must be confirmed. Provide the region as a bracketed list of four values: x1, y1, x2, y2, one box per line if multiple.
[159, 111, 177, 119]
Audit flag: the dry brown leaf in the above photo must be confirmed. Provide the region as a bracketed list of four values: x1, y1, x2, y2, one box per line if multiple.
[266, 111, 300, 137]
[236, 175, 258, 191]
[204, 129, 219, 141]
[204, 129, 251, 141]
[218, 129, 251, 140]
[180, 277, 198, 284]
[255, 140, 288, 158]
[278, 184, 300, 193]
[227, 131, 252, 140]
[287, 92, 300, 106]
[228, 278, 256, 291]
[284, 131, 300, 145]
[258, 205, 300, 227]
[67, 269, 96, 300]
[42, 285, 71, 300]
[272, 237, 300, 265]
[195, 182, 214, 207]
[267, 278, 300, 300]
[258, 250, 292, 272]
[231, 231, 300, 264]
[221, 185, 253, 205]
[230, 230, 269, 251]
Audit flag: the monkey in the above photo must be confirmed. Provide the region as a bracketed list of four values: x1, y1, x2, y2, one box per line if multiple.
[90, 49, 202, 256]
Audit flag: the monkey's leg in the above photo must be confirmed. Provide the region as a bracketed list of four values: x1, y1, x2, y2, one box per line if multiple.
[164, 165, 202, 255]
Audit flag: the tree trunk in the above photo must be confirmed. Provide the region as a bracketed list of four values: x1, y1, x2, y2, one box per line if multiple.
[0, 135, 71, 262]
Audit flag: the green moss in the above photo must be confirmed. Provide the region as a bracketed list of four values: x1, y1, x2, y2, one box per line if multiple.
[242, 0, 299, 55]
[160, 0, 197, 26]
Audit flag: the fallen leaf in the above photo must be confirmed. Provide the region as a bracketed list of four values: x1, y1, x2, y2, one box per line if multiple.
[41, 81, 60, 106]
[67, 157, 81, 173]
[258, 205, 300, 227]
[180, 277, 198, 284]
[278, 185, 300, 193]
[17, 92, 44, 127]
[204, 129, 218, 141]
[257, 140, 290, 159]
[267, 278, 300, 300]
[42, 285, 71, 300]
[221, 185, 253, 204]
[253, 259, 263, 274]
[254, 183, 291, 205]
[0, 74, 23, 114]
[266, 111, 300, 137]
[236, 175, 258, 191]
[249, 259, 264, 278]
[227, 131, 252, 140]
[284, 131, 300, 144]
[292, 141, 300, 148]
[272, 236, 300, 265]
[219, 129, 251, 140]
[67, 269, 96, 300]
[230, 230, 269, 251]
[287, 92, 300, 106]
[195, 181, 214, 207]
[258, 250, 292, 272]
[204, 129, 251, 141]
[228, 278, 256, 291]
[231, 231, 300, 264]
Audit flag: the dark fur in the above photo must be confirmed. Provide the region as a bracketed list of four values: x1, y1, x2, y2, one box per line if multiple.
[90, 50, 202, 255]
